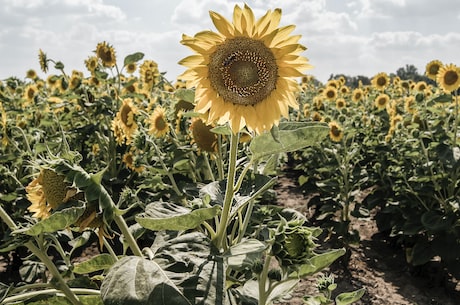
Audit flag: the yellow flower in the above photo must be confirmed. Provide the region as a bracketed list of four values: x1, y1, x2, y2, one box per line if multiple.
[374, 93, 390, 110]
[95, 41, 116, 68]
[26, 169, 78, 219]
[425, 60, 443, 80]
[351, 88, 364, 103]
[85, 56, 99, 73]
[122, 151, 145, 173]
[75, 206, 112, 250]
[415, 81, 427, 92]
[140, 60, 160, 90]
[436, 63, 460, 93]
[335, 98, 346, 109]
[190, 117, 218, 153]
[125, 62, 137, 74]
[404, 96, 417, 114]
[371, 72, 389, 90]
[179, 4, 311, 134]
[115, 98, 138, 145]
[328, 121, 343, 142]
[23, 84, 38, 102]
[323, 86, 337, 101]
[147, 106, 170, 137]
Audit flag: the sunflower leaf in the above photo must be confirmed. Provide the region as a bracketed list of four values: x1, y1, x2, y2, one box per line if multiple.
[14, 201, 86, 236]
[249, 122, 329, 160]
[135, 201, 220, 231]
[73, 253, 117, 274]
[123, 52, 144, 66]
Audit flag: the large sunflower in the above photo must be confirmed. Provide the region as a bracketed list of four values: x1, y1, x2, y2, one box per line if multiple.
[436, 63, 460, 93]
[179, 4, 311, 134]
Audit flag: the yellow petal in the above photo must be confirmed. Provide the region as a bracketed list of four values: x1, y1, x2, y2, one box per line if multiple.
[209, 11, 234, 37]
[178, 55, 205, 68]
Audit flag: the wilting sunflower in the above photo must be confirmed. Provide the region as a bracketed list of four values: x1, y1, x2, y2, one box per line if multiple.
[74, 206, 112, 250]
[38, 49, 49, 73]
[179, 4, 311, 134]
[147, 106, 170, 137]
[371, 72, 390, 90]
[26, 169, 78, 219]
[374, 93, 390, 110]
[95, 41, 116, 68]
[436, 63, 460, 93]
[425, 60, 443, 80]
[328, 121, 343, 142]
[190, 117, 218, 153]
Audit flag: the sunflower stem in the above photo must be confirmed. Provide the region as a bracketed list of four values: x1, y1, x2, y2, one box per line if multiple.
[214, 132, 239, 251]
[113, 213, 143, 257]
[151, 139, 182, 196]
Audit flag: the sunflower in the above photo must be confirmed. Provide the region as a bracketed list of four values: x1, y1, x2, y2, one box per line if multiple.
[179, 4, 311, 134]
[323, 86, 337, 101]
[26, 69, 37, 80]
[23, 84, 38, 102]
[351, 88, 364, 103]
[69, 70, 83, 90]
[85, 56, 99, 73]
[335, 98, 346, 110]
[374, 93, 390, 110]
[371, 72, 389, 90]
[125, 62, 137, 74]
[147, 106, 170, 137]
[328, 121, 343, 142]
[95, 41, 116, 68]
[436, 63, 460, 93]
[26, 169, 78, 219]
[415, 81, 427, 92]
[425, 60, 443, 80]
[404, 96, 417, 114]
[190, 117, 218, 153]
[38, 49, 49, 73]
[112, 98, 138, 145]
[74, 206, 112, 250]
[140, 60, 160, 91]
[122, 151, 145, 173]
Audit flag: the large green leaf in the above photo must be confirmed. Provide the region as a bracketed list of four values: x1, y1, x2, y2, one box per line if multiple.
[135, 201, 220, 231]
[101, 256, 190, 305]
[13, 202, 85, 236]
[249, 122, 329, 160]
[73, 254, 117, 274]
[123, 52, 144, 66]
[291, 248, 345, 278]
[101, 232, 225, 305]
[223, 239, 266, 270]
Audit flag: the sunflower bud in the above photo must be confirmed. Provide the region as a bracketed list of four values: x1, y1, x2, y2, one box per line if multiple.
[272, 224, 317, 267]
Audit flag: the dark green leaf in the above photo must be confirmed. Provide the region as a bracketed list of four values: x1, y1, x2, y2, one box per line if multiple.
[123, 52, 144, 66]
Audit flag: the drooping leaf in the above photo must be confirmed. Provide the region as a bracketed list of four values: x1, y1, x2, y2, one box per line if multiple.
[135, 201, 220, 231]
[249, 122, 329, 159]
[13, 202, 85, 236]
[73, 254, 117, 274]
[335, 288, 366, 305]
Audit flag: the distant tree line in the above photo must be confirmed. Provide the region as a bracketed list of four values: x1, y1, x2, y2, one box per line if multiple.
[327, 64, 436, 88]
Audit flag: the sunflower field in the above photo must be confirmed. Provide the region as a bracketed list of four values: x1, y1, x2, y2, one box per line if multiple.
[0, 4, 459, 305]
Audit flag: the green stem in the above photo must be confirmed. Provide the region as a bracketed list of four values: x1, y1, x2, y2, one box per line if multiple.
[213, 132, 239, 251]
[113, 213, 143, 257]
[258, 254, 272, 305]
[151, 139, 182, 196]
[1, 288, 100, 304]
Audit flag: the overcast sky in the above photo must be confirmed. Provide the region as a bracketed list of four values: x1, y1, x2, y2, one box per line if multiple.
[1, 0, 459, 83]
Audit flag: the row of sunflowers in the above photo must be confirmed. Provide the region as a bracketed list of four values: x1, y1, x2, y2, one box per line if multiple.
[0, 3, 459, 304]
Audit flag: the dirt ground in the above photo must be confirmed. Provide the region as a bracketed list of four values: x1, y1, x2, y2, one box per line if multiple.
[274, 173, 460, 305]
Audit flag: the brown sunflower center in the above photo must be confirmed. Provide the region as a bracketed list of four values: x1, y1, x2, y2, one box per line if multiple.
[444, 70, 459, 86]
[208, 37, 278, 106]
[429, 65, 440, 75]
[155, 116, 167, 131]
[376, 77, 387, 87]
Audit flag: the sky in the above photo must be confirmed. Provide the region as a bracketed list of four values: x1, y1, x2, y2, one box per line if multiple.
[1, 0, 459, 83]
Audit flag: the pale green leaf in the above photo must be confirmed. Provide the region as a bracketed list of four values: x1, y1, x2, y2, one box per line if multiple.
[135, 202, 220, 231]
[291, 248, 345, 278]
[249, 122, 329, 159]
[73, 254, 117, 274]
[335, 288, 366, 305]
